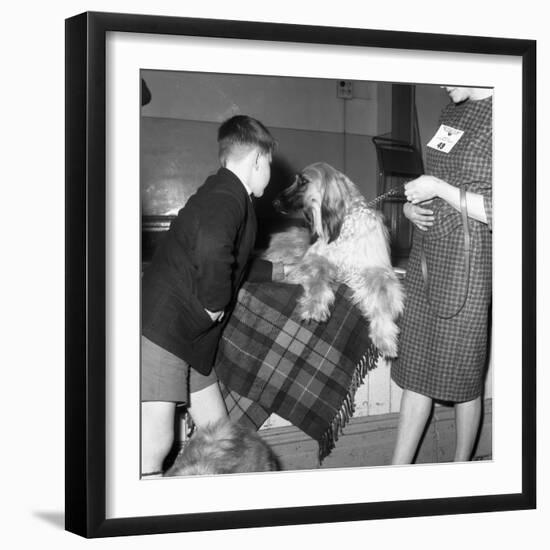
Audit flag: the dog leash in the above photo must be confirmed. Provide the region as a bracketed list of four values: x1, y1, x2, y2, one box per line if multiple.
[420, 185, 471, 320]
[369, 180, 472, 320]
[366, 182, 407, 209]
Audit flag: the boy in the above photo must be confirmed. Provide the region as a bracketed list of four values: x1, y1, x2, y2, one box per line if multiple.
[141, 115, 283, 477]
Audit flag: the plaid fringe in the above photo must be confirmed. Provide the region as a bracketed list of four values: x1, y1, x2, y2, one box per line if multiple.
[318, 342, 381, 462]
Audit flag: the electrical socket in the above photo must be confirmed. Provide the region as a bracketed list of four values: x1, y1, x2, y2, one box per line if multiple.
[337, 80, 353, 99]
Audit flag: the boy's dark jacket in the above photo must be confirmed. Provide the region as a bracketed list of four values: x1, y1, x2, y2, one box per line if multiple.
[142, 167, 273, 375]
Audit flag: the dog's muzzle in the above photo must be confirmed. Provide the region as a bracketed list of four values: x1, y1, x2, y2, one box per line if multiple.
[272, 197, 286, 214]
[273, 173, 309, 215]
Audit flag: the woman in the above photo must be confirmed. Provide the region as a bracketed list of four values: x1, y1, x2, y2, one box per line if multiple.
[391, 86, 493, 464]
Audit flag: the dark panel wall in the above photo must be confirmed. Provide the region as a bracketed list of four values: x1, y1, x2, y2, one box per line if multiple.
[140, 70, 392, 223]
[141, 117, 380, 218]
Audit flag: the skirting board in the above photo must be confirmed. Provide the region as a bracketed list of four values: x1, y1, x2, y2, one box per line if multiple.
[260, 398, 493, 471]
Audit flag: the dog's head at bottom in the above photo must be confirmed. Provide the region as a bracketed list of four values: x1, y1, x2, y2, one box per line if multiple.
[163, 420, 280, 477]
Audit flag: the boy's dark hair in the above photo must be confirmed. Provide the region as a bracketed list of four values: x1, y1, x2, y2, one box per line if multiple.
[218, 115, 277, 165]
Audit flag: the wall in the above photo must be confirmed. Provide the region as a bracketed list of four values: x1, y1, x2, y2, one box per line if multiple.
[416, 84, 450, 164]
[141, 70, 392, 221]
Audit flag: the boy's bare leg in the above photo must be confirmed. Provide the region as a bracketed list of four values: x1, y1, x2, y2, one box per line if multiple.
[187, 382, 228, 429]
[141, 401, 176, 477]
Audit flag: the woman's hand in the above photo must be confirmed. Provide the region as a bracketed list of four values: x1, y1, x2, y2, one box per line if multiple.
[403, 203, 435, 231]
[405, 176, 489, 225]
[404, 175, 444, 204]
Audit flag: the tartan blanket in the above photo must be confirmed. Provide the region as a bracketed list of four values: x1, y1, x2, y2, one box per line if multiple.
[214, 281, 380, 462]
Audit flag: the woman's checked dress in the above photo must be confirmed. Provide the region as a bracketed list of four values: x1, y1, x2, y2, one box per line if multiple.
[391, 96, 492, 402]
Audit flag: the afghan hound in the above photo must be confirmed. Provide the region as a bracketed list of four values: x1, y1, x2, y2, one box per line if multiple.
[163, 419, 280, 477]
[264, 162, 404, 358]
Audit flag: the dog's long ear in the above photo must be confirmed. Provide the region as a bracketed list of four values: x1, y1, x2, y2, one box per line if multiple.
[307, 204, 325, 243]
[302, 208, 318, 243]
[321, 173, 346, 243]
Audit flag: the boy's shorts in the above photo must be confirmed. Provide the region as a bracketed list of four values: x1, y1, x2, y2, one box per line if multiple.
[141, 336, 218, 403]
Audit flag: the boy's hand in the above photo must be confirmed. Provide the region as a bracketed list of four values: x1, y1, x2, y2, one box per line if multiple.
[205, 308, 224, 322]
[283, 264, 294, 279]
[272, 262, 293, 281]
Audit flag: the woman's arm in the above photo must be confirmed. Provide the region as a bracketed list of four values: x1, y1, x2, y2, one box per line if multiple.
[437, 182, 488, 224]
[404, 175, 488, 224]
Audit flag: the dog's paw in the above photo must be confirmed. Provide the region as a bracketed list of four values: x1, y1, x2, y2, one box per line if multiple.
[374, 338, 398, 359]
[298, 299, 331, 323]
[369, 319, 399, 358]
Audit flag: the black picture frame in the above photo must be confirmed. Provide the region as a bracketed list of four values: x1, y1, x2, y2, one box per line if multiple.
[65, 11, 536, 538]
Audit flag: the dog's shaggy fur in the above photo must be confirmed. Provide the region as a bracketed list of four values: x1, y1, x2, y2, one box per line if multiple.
[264, 162, 404, 358]
[163, 419, 279, 477]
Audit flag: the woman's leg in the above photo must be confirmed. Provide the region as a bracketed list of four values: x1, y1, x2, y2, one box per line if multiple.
[141, 401, 176, 477]
[392, 389, 433, 465]
[454, 396, 482, 461]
